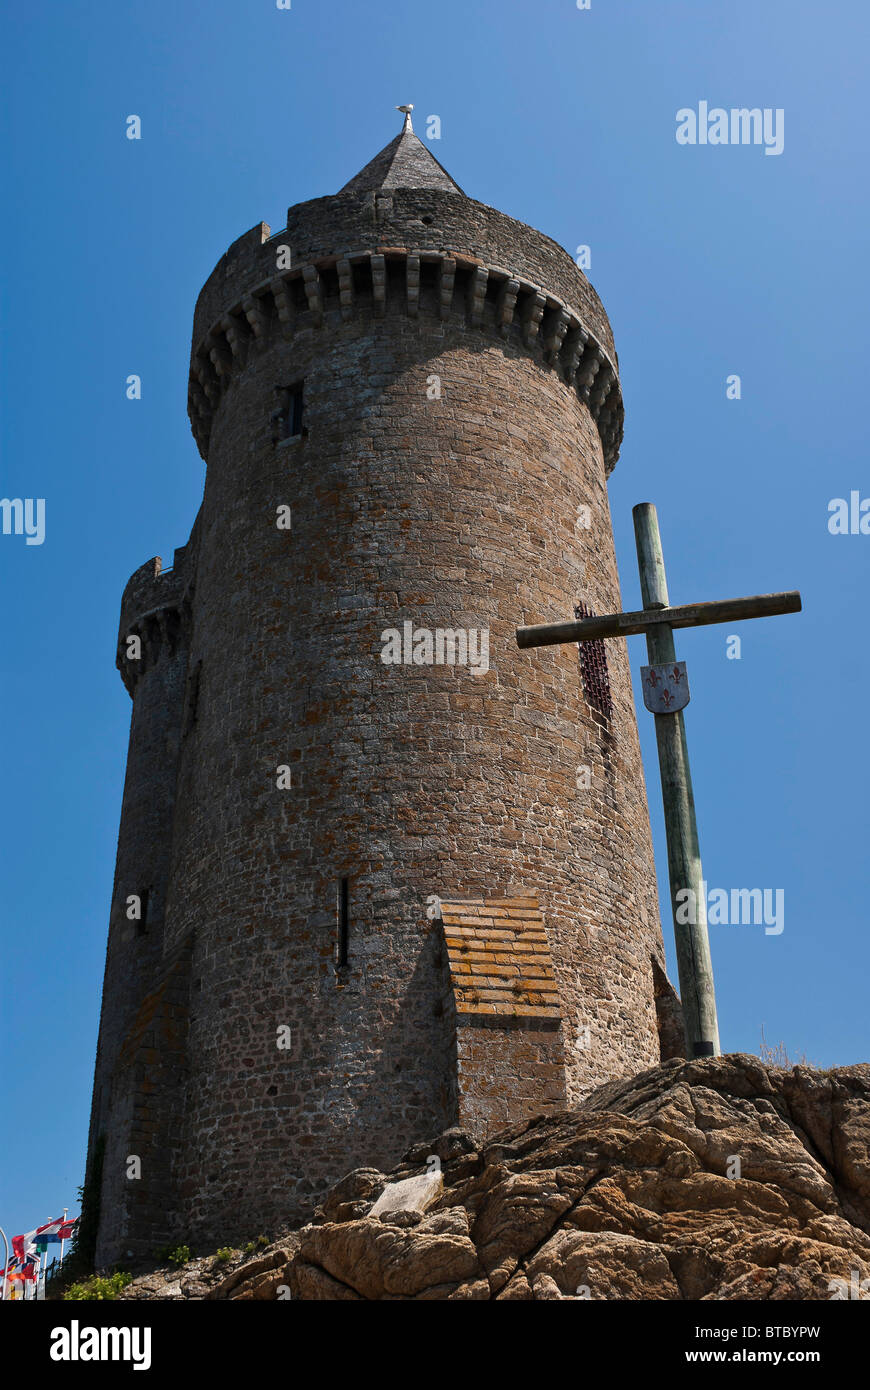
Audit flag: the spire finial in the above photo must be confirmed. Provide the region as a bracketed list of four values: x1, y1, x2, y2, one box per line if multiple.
[396, 104, 414, 134]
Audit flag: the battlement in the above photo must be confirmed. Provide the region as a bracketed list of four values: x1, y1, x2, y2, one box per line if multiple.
[116, 515, 200, 695]
[192, 192, 614, 351]
[189, 244, 621, 469]
[188, 188, 622, 469]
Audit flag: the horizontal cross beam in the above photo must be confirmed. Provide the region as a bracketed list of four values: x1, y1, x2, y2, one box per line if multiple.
[516, 590, 801, 650]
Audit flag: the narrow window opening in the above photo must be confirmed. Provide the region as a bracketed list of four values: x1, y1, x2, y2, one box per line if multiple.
[337, 878, 350, 968]
[273, 382, 304, 443]
[183, 659, 202, 735]
[137, 887, 150, 937]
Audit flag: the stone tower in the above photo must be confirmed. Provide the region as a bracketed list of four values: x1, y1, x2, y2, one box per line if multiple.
[86, 113, 677, 1268]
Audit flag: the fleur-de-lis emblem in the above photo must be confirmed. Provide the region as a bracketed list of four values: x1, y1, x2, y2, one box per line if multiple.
[640, 661, 690, 713]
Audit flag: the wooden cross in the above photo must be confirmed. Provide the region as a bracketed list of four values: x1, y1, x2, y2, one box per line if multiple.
[516, 502, 801, 1060]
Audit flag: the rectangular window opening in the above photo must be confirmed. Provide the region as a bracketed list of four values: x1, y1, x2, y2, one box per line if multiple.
[273, 382, 305, 443]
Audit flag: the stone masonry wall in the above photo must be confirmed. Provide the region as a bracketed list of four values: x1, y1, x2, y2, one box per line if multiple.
[453, 1020, 567, 1139]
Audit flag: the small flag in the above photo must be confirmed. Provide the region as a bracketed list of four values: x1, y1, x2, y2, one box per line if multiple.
[2, 1254, 37, 1282]
[11, 1229, 38, 1264]
[12, 1217, 77, 1263]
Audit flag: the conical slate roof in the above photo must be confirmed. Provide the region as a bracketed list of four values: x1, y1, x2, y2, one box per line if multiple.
[339, 113, 464, 196]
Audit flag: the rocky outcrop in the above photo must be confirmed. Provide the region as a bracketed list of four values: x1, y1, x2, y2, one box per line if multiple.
[113, 1240, 300, 1302]
[117, 1055, 870, 1300]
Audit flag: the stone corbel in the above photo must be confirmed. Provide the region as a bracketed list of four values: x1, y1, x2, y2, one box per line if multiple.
[521, 290, 547, 347]
[270, 277, 294, 332]
[406, 253, 420, 318]
[561, 324, 588, 382]
[370, 254, 386, 316]
[302, 265, 324, 327]
[194, 356, 220, 406]
[207, 332, 232, 379]
[495, 277, 520, 337]
[337, 259, 353, 321]
[242, 294, 266, 339]
[543, 306, 571, 363]
[468, 267, 489, 328]
[438, 257, 456, 320]
[220, 315, 247, 363]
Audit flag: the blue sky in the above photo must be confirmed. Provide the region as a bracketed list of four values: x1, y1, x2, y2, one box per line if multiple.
[2, 0, 867, 1244]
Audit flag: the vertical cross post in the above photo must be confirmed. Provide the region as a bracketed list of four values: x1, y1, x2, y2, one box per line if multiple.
[633, 503, 720, 1058]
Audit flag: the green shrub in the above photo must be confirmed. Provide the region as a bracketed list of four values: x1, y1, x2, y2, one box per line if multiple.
[214, 1247, 235, 1264]
[167, 1245, 191, 1267]
[63, 1271, 132, 1301]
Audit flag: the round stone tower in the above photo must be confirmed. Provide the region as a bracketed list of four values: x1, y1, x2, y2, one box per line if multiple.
[87, 113, 674, 1265]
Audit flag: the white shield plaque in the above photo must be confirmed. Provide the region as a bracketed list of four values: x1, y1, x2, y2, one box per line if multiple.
[640, 661, 690, 713]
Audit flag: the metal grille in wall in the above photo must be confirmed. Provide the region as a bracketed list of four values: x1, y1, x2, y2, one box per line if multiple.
[574, 601, 613, 723]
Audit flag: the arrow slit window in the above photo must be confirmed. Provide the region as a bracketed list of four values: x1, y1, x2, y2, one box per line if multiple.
[337, 878, 350, 969]
[574, 601, 613, 725]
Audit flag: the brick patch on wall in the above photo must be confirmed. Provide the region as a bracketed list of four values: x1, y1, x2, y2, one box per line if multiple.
[440, 895, 567, 1139]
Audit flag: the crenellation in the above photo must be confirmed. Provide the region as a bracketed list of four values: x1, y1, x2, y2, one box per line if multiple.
[188, 245, 624, 468]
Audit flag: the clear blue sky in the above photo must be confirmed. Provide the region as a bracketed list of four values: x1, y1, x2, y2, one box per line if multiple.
[2, 0, 867, 1244]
